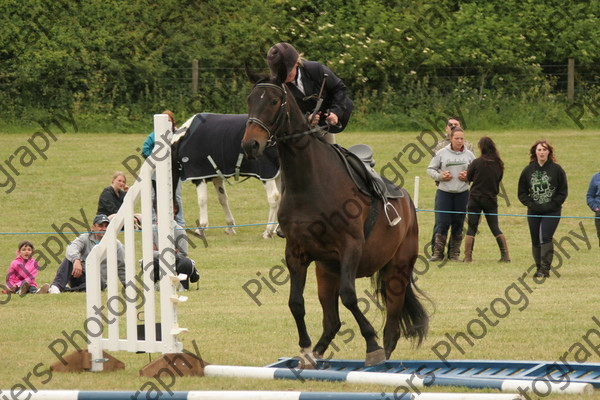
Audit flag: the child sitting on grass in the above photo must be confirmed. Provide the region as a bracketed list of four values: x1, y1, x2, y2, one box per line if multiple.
[5, 240, 49, 295]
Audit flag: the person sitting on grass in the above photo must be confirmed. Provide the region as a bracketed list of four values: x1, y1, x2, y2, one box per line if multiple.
[5, 240, 49, 295]
[142, 209, 199, 291]
[97, 171, 142, 228]
[49, 214, 126, 293]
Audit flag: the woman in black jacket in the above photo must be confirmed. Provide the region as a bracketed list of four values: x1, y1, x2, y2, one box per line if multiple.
[464, 136, 509, 262]
[97, 171, 142, 228]
[518, 140, 568, 278]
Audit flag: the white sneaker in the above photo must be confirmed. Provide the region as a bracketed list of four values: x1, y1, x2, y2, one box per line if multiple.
[48, 285, 61, 294]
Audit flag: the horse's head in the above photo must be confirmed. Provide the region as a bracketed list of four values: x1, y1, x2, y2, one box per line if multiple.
[242, 68, 288, 160]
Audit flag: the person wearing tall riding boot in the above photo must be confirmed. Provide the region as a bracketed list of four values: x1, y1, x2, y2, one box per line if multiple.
[518, 140, 568, 278]
[429, 117, 473, 259]
[464, 136, 509, 262]
[427, 128, 475, 261]
[267, 42, 354, 238]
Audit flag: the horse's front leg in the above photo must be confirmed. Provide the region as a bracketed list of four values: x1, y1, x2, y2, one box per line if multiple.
[261, 176, 281, 239]
[312, 263, 341, 360]
[338, 246, 385, 366]
[285, 244, 314, 368]
[212, 178, 236, 235]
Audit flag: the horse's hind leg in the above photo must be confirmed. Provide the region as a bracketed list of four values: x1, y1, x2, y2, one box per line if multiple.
[382, 232, 427, 359]
[312, 264, 341, 360]
[212, 178, 236, 235]
[193, 179, 209, 237]
[261, 175, 281, 239]
[381, 260, 410, 359]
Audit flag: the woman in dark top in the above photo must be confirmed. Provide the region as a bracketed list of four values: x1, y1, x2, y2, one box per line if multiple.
[97, 171, 141, 227]
[518, 139, 568, 278]
[464, 136, 509, 262]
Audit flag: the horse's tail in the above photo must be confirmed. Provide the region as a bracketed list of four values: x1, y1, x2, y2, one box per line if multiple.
[373, 272, 430, 347]
[400, 277, 430, 346]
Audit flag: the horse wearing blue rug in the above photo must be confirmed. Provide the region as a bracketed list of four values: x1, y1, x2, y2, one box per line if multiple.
[173, 113, 281, 239]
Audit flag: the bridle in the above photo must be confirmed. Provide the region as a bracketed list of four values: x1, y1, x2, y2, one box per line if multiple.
[246, 82, 324, 145]
[246, 83, 289, 146]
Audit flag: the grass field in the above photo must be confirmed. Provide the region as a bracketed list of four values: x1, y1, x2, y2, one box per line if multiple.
[1, 127, 600, 399]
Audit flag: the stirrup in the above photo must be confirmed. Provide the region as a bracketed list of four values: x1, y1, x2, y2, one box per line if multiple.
[384, 201, 401, 226]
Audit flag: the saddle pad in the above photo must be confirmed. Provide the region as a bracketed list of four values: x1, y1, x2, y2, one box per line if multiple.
[178, 113, 280, 181]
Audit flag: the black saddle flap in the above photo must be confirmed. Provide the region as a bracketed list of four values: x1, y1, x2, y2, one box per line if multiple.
[335, 144, 405, 199]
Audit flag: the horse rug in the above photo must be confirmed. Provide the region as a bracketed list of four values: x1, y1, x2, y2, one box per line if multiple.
[177, 113, 280, 182]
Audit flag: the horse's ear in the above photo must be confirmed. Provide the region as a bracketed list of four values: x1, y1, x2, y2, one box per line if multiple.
[245, 63, 269, 84]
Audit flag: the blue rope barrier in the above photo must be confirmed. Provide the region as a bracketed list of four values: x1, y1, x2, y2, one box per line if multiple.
[416, 208, 599, 220]
[0, 222, 277, 236]
[0, 211, 596, 236]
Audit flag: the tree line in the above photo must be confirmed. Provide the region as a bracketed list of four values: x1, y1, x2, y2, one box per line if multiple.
[1, 0, 598, 131]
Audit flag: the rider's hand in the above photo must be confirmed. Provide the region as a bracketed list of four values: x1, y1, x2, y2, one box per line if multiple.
[308, 112, 321, 126]
[325, 112, 339, 126]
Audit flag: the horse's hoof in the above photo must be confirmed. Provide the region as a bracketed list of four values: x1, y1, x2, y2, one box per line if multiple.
[365, 348, 386, 367]
[224, 227, 236, 235]
[276, 226, 285, 238]
[191, 229, 205, 238]
[299, 348, 317, 370]
[262, 231, 274, 239]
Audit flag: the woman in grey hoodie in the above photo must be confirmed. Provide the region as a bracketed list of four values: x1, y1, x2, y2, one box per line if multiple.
[427, 128, 475, 261]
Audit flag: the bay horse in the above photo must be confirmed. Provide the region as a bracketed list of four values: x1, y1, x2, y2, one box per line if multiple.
[171, 114, 281, 239]
[241, 69, 429, 366]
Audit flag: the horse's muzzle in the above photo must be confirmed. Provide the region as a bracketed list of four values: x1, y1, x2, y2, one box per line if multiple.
[242, 139, 262, 160]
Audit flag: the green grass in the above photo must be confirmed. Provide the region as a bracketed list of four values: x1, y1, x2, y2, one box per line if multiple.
[1, 128, 599, 399]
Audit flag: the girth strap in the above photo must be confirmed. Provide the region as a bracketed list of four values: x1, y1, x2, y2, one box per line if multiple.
[364, 195, 379, 241]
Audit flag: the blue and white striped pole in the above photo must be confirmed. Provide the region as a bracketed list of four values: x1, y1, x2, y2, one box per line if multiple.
[203, 365, 593, 395]
[2, 390, 523, 400]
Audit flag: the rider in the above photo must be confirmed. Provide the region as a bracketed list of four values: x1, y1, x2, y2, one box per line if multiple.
[267, 43, 354, 238]
[267, 42, 354, 144]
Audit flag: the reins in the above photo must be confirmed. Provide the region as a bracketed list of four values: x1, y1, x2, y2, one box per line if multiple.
[247, 82, 327, 145]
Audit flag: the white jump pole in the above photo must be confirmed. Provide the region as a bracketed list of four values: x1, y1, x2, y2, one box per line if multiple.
[413, 175, 420, 209]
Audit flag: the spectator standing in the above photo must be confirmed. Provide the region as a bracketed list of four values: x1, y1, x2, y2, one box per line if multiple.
[427, 127, 475, 261]
[433, 116, 474, 153]
[142, 109, 185, 226]
[464, 136, 510, 262]
[586, 171, 600, 247]
[518, 140, 568, 278]
[429, 117, 475, 259]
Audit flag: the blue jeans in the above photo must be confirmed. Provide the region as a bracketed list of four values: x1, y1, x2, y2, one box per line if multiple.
[435, 189, 469, 237]
[152, 178, 185, 226]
